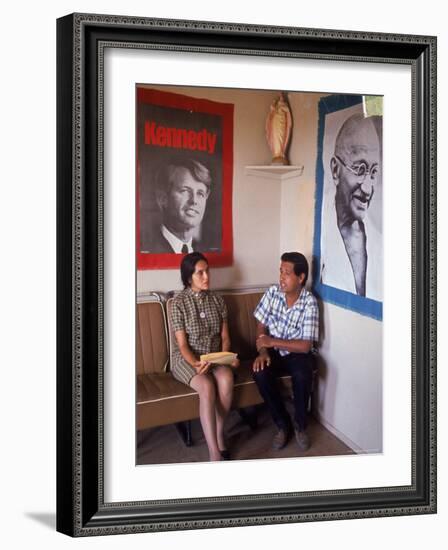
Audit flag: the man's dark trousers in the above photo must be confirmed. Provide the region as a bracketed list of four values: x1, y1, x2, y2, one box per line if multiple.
[252, 349, 313, 432]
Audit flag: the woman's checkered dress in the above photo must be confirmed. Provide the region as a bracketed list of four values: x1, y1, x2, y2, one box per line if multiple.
[170, 288, 228, 386]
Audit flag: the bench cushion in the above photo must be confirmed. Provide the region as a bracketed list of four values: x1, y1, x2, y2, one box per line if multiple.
[137, 372, 196, 429]
[136, 359, 293, 429]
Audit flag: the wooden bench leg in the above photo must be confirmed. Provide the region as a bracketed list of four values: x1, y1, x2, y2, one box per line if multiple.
[175, 421, 193, 447]
[137, 430, 144, 448]
[238, 406, 258, 430]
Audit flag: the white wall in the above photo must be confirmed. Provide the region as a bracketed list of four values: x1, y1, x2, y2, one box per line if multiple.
[285, 91, 324, 259]
[2, 1, 446, 550]
[317, 305, 383, 452]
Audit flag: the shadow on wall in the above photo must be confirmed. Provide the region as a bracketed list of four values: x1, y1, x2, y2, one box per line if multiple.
[223, 261, 244, 288]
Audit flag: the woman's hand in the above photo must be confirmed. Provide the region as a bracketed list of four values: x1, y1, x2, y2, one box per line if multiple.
[193, 360, 211, 375]
[229, 357, 240, 369]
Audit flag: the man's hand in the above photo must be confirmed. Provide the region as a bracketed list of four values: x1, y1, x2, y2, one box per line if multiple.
[256, 334, 274, 351]
[252, 351, 271, 372]
[193, 360, 211, 375]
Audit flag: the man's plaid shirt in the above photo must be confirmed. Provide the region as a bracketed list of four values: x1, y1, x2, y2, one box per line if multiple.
[254, 285, 319, 356]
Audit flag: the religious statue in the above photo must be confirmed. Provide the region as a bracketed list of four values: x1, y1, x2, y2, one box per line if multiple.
[265, 92, 293, 165]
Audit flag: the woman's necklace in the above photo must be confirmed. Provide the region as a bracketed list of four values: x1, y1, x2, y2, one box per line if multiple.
[194, 291, 206, 319]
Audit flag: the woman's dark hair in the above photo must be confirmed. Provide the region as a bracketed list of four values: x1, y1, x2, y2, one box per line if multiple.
[281, 252, 309, 285]
[180, 252, 208, 288]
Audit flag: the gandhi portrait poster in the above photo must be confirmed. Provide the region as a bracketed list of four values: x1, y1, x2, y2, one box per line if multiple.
[312, 94, 383, 320]
[136, 87, 234, 269]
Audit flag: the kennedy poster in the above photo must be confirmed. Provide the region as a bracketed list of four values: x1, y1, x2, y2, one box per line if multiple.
[312, 94, 383, 320]
[136, 87, 234, 269]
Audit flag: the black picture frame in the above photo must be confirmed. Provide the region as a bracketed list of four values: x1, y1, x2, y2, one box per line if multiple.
[56, 13, 437, 537]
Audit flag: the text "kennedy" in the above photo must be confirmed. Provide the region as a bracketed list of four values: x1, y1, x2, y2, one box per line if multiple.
[145, 121, 217, 154]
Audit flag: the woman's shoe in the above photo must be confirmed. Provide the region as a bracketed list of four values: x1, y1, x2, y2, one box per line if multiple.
[220, 449, 231, 460]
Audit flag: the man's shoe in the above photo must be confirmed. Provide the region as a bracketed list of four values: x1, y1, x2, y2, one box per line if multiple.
[272, 428, 290, 450]
[294, 428, 310, 451]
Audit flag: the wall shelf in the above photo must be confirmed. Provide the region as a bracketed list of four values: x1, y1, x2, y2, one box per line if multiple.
[245, 164, 304, 182]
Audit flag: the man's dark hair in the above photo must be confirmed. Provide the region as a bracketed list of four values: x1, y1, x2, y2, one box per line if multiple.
[180, 252, 208, 289]
[281, 252, 309, 285]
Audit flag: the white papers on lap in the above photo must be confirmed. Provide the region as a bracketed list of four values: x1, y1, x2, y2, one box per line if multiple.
[200, 351, 238, 365]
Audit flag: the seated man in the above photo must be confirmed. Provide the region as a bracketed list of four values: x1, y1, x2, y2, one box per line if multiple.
[252, 252, 319, 451]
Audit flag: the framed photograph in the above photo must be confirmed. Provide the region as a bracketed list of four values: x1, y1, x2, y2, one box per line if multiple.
[57, 13, 436, 536]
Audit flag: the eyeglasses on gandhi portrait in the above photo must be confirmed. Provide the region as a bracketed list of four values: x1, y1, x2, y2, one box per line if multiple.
[334, 155, 380, 183]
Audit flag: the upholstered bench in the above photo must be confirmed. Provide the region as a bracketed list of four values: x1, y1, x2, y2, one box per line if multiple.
[136, 288, 301, 443]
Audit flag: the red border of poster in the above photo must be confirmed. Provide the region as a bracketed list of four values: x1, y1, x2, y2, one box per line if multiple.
[136, 88, 234, 270]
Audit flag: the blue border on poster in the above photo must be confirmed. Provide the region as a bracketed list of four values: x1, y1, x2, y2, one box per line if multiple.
[312, 94, 383, 322]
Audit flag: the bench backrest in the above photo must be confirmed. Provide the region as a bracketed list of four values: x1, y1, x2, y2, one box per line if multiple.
[221, 291, 263, 360]
[164, 290, 265, 367]
[136, 299, 169, 375]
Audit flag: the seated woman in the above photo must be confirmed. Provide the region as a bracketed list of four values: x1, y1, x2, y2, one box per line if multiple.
[170, 252, 239, 461]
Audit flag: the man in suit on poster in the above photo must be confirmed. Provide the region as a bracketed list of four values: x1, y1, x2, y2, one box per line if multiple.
[145, 159, 212, 254]
[147, 158, 212, 254]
